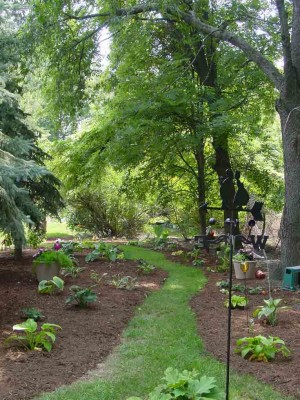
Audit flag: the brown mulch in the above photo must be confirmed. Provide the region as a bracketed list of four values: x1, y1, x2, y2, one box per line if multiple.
[190, 265, 300, 399]
[0, 249, 168, 400]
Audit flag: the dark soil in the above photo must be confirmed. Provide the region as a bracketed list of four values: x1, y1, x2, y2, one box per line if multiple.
[189, 259, 300, 399]
[0, 249, 168, 400]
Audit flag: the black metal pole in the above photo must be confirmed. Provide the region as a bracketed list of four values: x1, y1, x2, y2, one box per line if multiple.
[225, 217, 234, 400]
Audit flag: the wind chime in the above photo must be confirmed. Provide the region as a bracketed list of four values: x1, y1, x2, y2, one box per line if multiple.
[200, 169, 267, 400]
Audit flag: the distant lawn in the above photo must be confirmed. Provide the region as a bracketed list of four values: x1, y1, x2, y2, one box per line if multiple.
[46, 219, 75, 240]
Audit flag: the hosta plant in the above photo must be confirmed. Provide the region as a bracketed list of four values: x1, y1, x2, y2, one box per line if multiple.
[4, 319, 61, 352]
[61, 265, 85, 278]
[38, 276, 64, 294]
[253, 298, 291, 326]
[137, 259, 156, 274]
[66, 285, 97, 307]
[110, 275, 137, 290]
[127, 367, 223, 399]
[224, 295, 248, 309]
[85, 242, 124, 262]
[235, 335, 291, 362]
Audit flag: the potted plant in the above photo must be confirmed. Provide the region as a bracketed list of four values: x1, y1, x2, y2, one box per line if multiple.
[33, 249, 74, 282]
[233, 249, 257, 279]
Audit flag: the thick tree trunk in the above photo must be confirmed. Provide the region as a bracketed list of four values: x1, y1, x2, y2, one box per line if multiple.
[277, 95, 300, 267]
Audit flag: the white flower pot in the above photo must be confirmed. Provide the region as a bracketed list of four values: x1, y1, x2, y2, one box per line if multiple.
[35, 263, 60, 282]
[233, 261, 257, 280]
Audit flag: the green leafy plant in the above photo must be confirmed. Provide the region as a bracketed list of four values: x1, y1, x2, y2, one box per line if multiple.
[66, 285, 97, 307]
[171, 250, 184, 256]
[216, 280, 229, 289]
[217, 244, 231, 271]
[137, 259, 156, 274]
[127, 367, 223, 399]
[153, 224, 169, 247]
[232, 283, 246, 293]
[253, 298, 290, 326]
[61, 265, 85, 278]
[248, 286, 263, 295]
[90, 271, 108, 284]
[224, 295, 248, 309]
[38, 276, 64, 294]
[192, 259, 204, 267]
[21, 307, 44, 321]
[33, 250, 74, 269]
[110, 275, 137, 290]
[235, 335, 291, 362]
[85, 242, 124, 262]
[4, 319, 61, 352]
[27, 229, 46, 249]
[233, 249, 254, 261]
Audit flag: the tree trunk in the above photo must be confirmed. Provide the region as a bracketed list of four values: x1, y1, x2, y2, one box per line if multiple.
[277, 95, 300, 267]
[14, 238, 23, 260]
[212, 136, 240, 235]
[195, 143, 207, 234]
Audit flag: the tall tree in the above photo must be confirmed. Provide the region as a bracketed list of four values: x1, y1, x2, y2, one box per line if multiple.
[0, 0, 64, 257]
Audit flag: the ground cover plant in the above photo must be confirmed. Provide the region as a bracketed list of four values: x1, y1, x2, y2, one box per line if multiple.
[38, 276, 64, 294]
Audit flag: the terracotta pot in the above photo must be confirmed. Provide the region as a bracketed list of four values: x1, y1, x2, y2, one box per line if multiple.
[35, 263, 60, 282]
[233, 261, 257, 279]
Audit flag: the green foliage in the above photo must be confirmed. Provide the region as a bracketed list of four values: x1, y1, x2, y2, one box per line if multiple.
[137, 259, 156, 274]
[216, 280, 229, 289]
[248, 286, 263, 295]
[21, 307, 44, 321]
[110, 275, 137, 290]
[38, 276, 64, 294]
[192, 259, 204, 267]
[217, 245, 231, 271]
[33, 250, 74, 269]
[66, 285, 97, 308]
[61, 265, 85, 279]
[253, 298, 290, 326]
[4, 318, 61, 352]
[26, 228, 46, 248]
[224, 295, 248, 309]
[235, 335, 291, 362]
[85, 242, 124, 262]
[90, 271, 108, 284]
[127, 367, 223, 400]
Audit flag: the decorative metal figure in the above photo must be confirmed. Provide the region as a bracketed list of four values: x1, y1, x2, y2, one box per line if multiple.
[199, 169, 267, 400]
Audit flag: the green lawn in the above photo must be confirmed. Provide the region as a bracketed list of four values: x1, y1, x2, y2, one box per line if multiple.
[35, 247, 295, 400]
[45, 219, 75, 240]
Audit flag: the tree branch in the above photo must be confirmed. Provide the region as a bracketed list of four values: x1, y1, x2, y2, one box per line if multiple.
[177, 10, 283, 90]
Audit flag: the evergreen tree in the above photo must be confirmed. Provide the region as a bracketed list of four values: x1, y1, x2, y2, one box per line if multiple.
[0, 1, 63, 257]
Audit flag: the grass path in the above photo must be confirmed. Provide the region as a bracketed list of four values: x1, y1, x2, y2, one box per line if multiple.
[36, 247, 294, 400]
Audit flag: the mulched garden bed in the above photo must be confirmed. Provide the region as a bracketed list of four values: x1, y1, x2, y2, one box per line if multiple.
[190, 266, 300, 399]
[0, 249, 168, 400]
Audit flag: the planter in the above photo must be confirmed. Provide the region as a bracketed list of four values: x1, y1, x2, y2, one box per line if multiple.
[34, 263, 60, 282]
[233, 261, 257, 280]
